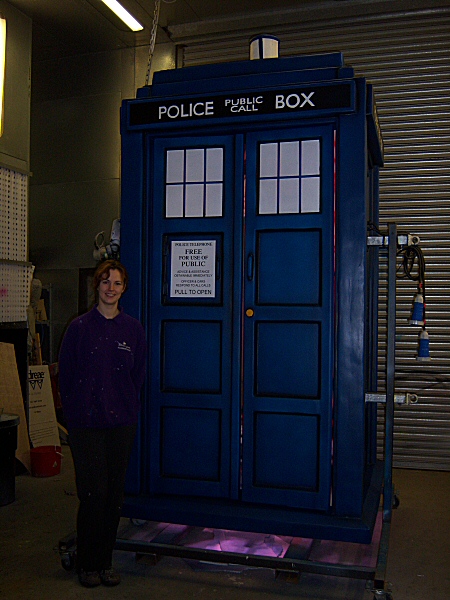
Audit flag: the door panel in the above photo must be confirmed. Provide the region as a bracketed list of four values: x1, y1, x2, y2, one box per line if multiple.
[161, 320, 222, 393]
[255, 321, 321, 398]
[253, 412, 320, 491]
[148, 134, 241, 499]
[148, 125, 335, 510]
[160, 406, 222, 481]
[242, 126, 335, 510]
[256, 229, 321, 306]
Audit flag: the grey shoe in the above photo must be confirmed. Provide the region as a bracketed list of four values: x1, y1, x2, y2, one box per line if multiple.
[100, 567, 121, 586]
[78, 569, 101, 587]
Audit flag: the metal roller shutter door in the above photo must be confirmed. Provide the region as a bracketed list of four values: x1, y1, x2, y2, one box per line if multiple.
[168, 5, 450, 470]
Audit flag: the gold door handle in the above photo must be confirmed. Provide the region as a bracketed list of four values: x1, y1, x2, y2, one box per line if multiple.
[245, 308, 254, 317]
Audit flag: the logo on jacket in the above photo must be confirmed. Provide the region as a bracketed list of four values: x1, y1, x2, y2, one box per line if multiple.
[117, 341, 131, 352]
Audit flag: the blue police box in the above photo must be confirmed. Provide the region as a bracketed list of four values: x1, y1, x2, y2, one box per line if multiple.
[119, 47, 383, 543]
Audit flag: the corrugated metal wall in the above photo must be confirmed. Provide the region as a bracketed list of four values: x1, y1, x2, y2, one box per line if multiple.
[169, 5, 450, 470]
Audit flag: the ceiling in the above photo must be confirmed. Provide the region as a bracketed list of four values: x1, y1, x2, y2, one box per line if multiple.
[5, 0, 354, 60]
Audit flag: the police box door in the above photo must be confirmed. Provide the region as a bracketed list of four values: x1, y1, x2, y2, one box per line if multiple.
[148, 124, 335, 510]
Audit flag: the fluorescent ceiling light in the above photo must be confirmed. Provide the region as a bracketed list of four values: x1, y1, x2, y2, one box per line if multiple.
[0, 18, 6, 137]
[100, 0, 144, 31]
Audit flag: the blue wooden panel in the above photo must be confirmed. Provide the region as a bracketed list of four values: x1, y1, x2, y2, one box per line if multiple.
[334, 80, 370, 516]
[147, 133, 240, 499]
[256, 321, 320, 398]
[151, 53, 345, 87]
[257, 230, 321, 305]
[253, 412, 319, 491]
[162, 321, 222, 393]
[120, 126, 146, 495]
[161, 407, 221, 481]
[242, 124, 335, 511]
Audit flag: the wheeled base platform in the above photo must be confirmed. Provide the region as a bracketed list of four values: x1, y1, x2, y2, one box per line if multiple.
[58, 510, 393, 600]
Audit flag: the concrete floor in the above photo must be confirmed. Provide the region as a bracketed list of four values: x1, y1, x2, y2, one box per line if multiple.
[1, 448, 449, 600]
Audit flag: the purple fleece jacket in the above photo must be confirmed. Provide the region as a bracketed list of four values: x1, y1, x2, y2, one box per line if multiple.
[58, 306, 147, 429]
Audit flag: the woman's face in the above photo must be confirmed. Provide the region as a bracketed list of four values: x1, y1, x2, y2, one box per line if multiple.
[98, 269, 125, 308]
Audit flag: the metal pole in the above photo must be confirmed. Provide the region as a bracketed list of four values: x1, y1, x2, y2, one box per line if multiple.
[384, 222, 396, 522]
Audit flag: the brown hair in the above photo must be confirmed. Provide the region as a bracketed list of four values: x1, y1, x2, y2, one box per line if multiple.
[92, 260, 128, 294]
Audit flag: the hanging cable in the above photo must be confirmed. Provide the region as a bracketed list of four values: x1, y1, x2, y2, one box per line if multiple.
[397, 244, 426, 324]
[396, 242, 430, 360]
[397, 244, 426, 285]
[145, 0, 161, 86]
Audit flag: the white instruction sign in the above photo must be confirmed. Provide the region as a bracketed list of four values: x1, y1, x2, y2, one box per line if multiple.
[28, 365, 60, 448]
[171, 240, 216, 298]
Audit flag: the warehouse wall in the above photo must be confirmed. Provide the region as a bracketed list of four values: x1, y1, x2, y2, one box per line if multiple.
[0, 2, 31, 402]
[28, 43, 174, 358]
[26, 0, 450, 469]
[0, 1, 31, 173]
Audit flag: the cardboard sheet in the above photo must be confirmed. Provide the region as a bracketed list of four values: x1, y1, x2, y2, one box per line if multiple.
[0, 342, 30, 471]
[28, 364, 60, 448]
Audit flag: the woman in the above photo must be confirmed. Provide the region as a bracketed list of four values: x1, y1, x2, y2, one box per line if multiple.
[59, 260, 146, 587]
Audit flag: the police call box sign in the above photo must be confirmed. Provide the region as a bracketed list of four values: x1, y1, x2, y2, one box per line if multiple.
[129, 82, 353, 126]
[170, 240, 216, 298]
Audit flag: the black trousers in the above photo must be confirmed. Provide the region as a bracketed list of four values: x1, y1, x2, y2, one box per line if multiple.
[69, 424, 137, 572]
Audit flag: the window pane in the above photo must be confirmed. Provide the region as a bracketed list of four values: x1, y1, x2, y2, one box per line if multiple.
[186, 149, 204, 182]
[206, 148, 223, 181]
[260, 143, 278, 178]
[279, 178, 300, 213]
[185, 183, 204, 217]
[301, 177, 320, 213]
[166, 185, 184, 217]
[280, 141, 299, 176]
[205, 183, 223, 217]
[166, 150, 184, 183]
[301, 140, 320, 176]
[259, 178, 278, 214]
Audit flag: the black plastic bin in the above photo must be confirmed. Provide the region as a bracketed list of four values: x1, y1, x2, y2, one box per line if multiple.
[0, 413, 20, 506]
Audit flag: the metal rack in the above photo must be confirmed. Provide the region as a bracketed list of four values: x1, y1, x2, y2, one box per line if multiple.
[60, 513, 392, 597]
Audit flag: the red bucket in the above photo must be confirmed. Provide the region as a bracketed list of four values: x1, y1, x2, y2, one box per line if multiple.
[30, 445, 62, 477]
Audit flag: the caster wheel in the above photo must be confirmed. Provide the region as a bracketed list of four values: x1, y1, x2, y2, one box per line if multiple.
[372, 589, 393, 600]
[130, 518, 148, 526]
[61, 553, 75, 571]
